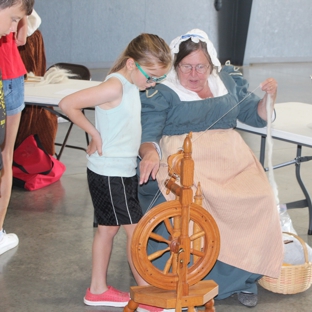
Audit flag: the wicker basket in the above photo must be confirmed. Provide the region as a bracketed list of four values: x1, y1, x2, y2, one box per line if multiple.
[258, 232, 312, 294]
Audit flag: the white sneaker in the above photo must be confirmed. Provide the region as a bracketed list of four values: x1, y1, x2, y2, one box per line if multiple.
[0, 231, 19, 255]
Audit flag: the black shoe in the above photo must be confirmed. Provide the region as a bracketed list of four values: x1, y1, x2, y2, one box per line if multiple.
[237, 292, 258, 307]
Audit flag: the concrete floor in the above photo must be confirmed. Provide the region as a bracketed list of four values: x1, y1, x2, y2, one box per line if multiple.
[1, 63, 312, 312]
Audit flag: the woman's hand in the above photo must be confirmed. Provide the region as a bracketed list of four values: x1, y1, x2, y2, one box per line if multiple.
[260, 78, 278, 98]
[139, 143, 160, 185]
[257, 78, 278, 120]
[86, 132, 102, 156]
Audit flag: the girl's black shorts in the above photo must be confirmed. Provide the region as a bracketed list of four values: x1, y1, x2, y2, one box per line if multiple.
[87, 168, 143, 226]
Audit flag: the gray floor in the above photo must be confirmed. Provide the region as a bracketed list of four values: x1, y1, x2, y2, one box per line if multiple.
[1, 63, 312, 312]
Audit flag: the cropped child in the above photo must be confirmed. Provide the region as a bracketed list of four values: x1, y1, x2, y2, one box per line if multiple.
[59, 33, 171, 309]
[0, 0, 34, 256]
[0, 74, 5, 179]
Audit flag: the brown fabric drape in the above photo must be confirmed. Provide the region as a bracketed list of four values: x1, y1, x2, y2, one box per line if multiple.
[16, 29, 57, 155]
[18, 29, 46, 76]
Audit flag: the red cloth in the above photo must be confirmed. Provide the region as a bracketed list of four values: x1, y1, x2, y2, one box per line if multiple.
[0, 33, 26, 79]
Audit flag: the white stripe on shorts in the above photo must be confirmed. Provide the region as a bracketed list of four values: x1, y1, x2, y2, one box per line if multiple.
[108, 176, 119, 225]
[121, 177, 133, 224]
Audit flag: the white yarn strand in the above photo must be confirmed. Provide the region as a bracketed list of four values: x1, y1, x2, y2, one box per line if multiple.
[266, 95, 280, 206]
[192, 85, 261, 143]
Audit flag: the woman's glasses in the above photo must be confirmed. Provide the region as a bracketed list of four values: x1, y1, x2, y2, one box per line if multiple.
[179, 64, 210, 74]
[135, 62, 166, 83]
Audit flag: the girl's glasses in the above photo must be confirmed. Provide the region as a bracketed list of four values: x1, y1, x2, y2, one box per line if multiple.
[179, 64, 209, 74]
[135, 62, 166, 84]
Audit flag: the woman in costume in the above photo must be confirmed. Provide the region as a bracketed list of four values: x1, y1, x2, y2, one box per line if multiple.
[138, 29, 283, 308]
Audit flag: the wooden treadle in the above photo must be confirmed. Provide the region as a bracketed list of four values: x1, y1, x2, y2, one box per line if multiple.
[130, 280, 218, 309]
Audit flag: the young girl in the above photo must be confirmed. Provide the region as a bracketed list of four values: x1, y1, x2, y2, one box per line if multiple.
[59, 33, 171, 309]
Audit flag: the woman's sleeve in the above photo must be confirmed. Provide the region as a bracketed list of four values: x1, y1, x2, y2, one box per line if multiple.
[140, 87, 171, 144]
[223, 64, 267, 127]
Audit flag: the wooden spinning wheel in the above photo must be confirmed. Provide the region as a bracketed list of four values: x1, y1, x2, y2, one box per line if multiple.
[131, 201, 220, 290]
[124, 133, 220, 312]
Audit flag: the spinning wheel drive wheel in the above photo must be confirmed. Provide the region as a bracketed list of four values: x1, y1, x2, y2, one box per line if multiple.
[132, 200, 220, 290]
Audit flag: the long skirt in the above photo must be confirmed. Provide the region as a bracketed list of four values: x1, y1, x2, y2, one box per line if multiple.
[138, 129, 283, 297]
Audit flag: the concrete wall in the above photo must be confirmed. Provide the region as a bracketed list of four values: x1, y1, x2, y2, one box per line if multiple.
[34, 0, 312, 68]
[35, 0, 218, 68]
[244, 0, 312, 64]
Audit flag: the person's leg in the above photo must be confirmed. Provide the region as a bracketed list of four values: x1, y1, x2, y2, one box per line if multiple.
[123, 223, 147, 286]
[0, 112, 21, 224]
[0, 113, 21, 255]
[85, 170, 133, 306]
[84, 224, 131, 307]
[90, 224, 119, 294]
[125, 222, 175, 312]
[0, 76, 24, 255]
[204, 260, 261, 307]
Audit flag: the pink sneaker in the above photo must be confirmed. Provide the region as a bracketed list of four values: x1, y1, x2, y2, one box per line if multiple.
[83, 286, 130, 307]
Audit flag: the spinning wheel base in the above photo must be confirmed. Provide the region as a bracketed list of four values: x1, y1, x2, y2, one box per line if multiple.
[127, 134, 220, 312]
[124, 280, 218, 312]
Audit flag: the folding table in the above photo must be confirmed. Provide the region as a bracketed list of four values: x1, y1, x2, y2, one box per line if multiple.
[237, 102, 312, 234]
[24, 79, 101, 159]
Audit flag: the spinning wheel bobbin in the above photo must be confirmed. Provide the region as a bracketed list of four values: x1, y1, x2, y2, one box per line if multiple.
[124, 133, 220, 312]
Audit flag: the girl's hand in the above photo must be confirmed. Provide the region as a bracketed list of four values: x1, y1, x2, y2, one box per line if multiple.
[87, 133, 102, 156]
[139, 143, 160, 185]
[139, 152, 160, 185]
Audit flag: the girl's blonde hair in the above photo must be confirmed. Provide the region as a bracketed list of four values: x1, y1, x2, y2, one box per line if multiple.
[108, 33, 171, 74]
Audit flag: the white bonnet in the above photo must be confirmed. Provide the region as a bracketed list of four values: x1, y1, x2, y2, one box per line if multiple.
[169, 29, 221, 72]
[27, 9, 41, 37]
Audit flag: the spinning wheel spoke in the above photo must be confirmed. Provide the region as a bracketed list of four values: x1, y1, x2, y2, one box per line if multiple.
[148, 246, 170, 261]
[190, 230, 205, 241]
[163, 253, 174, 273]
[149, 232, 171, 244]
[163, 218, 174, 235]
[190, 248, 205, 258]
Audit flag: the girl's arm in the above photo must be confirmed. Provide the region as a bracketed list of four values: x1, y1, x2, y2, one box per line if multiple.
[59, 77, 123, 155]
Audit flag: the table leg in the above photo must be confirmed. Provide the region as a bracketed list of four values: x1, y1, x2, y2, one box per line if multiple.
[289, 145, 312, 235]
[259, 135, 266, 166]
[258, 138, 312, 235]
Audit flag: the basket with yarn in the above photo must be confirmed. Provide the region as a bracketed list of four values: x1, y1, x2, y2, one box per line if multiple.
[258, 232, 312, 294]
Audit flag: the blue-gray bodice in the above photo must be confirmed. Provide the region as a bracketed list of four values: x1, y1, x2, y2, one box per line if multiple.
[140, 64, 266, 144]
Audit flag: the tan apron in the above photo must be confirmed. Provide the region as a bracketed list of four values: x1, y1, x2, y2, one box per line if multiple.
[156, 129, 283, 278]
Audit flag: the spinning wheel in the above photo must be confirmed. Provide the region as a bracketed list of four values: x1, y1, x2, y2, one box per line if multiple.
[132, 201, 220, 290]
[125, 133, 220, 312]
